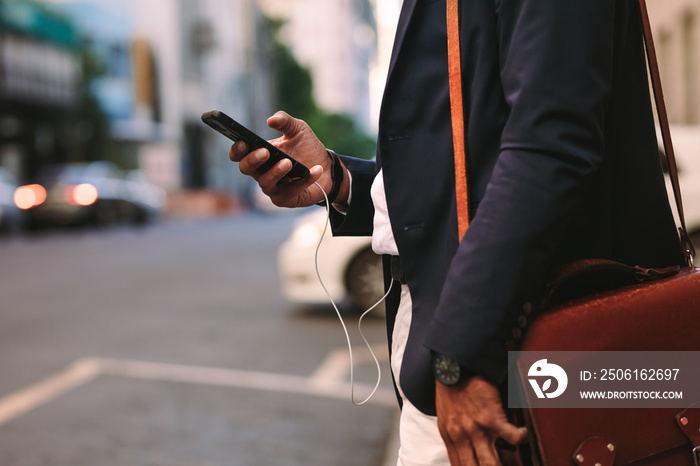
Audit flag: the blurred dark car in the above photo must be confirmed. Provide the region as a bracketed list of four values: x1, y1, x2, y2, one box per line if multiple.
[0, 167, 23, 232]
[17, 162, 165, 228]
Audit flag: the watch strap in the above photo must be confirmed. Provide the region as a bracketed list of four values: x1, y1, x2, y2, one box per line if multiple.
[317, 149, 344, 206]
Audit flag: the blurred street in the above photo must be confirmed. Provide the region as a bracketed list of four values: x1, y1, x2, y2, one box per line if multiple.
[1, 0, 697, 464]
[0, 213, 399, 466]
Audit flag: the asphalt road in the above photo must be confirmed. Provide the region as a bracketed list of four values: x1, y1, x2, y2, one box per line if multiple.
[0, 213, 399, 466]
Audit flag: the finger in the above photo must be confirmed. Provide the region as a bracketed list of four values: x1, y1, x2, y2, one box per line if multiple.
[279, 165, 324, 204]
[267, 111, 305, 138]
[438, 421, 476, 466]
[446, 444, 463, 466]
[238, 148, 270, 177]
[437, 425, 462, 466]
[470, 429, 500, 466]
[454, 436, 479, 466]
[268, 165, 324, 208]
[496, 424, 528, 447]
[259, 159, 320, 191]
[228, 141, 249, 162]
[257, 158, 294, 189]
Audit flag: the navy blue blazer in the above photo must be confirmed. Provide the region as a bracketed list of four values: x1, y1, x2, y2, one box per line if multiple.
[331, 0, 685, 415]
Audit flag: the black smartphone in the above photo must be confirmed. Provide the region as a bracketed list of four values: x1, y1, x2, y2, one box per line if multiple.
[201, 110, 309, 179]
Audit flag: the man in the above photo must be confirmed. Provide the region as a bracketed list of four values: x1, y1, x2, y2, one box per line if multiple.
[230, 0, 685, 464]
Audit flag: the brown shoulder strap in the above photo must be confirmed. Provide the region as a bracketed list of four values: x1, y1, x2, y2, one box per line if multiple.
[638, 0, 695, 265]
[447, 0, 469, 240]
[446, 0, 695, 264]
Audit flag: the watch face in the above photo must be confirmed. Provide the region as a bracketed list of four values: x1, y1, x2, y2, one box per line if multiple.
[433, 354, 461, 386]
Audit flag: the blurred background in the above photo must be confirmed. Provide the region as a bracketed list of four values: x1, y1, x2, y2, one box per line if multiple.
[0, 0, 398, 223]
[0, 0, 698, 465]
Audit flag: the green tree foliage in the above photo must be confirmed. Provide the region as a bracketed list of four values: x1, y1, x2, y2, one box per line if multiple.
[264, 16, 376, 160]
[307, 112, 377, 160]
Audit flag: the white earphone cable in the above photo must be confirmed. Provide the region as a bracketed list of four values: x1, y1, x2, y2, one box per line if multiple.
[313, 182, 394, 406]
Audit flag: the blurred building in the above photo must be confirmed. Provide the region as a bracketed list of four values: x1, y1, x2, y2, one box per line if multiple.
[0, 0, 81, 182]
[1, 0, 393, 202]
[169, 0, 274, 192]
[257, 0, 377, 132]
[39, 0, 273, 195]
[647, 0, 700, 126]
[0, 0, 272, 198]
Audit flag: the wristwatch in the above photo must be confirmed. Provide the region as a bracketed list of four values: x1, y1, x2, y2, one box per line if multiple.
[431, 352, 468, 386]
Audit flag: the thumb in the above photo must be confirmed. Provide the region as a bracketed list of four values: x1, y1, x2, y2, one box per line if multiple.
[267, 111, 305, 138]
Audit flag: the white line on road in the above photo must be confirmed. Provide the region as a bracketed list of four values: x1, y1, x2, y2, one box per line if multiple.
[98, 357, 396, 406]
[0, 355, 396, 427]
[309, 343, 389, 391]
[0, 358, 101, 426]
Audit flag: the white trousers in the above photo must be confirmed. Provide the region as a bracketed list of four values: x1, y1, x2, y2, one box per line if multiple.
[391, 285, 451, 466]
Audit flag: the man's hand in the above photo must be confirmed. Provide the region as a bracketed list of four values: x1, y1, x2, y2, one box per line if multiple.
[229, 111, 348, 208]
[435, 377, 527, 466]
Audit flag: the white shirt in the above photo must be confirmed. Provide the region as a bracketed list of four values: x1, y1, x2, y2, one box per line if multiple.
[371, 169, 399, 256]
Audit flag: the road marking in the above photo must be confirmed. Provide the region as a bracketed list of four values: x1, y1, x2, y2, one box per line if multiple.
[0, 354, 396, 427]
[310, 343, 389, 390]
[0, 358, 101, 426]
[98, 357, 396, 405]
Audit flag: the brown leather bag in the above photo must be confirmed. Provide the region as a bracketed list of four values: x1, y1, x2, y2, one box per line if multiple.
[518, 264, 700, 465]
[446, 0, 700, 464]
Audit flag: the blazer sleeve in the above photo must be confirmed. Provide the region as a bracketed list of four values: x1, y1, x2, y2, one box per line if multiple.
[328, 155, 378, 237]
[425, 0, 617, 382]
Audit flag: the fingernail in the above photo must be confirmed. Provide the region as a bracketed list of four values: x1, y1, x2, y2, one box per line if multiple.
[255, 149, 269, 161]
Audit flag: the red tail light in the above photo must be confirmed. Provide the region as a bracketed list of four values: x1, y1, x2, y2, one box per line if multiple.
[65, 183, 98, 206]
[14, 184, 47, 209]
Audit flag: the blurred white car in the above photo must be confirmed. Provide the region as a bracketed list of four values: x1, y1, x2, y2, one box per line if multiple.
[277, 208, 385, 312]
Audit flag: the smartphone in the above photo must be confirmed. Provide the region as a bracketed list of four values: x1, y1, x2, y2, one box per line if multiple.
[201, 110, 309, 179]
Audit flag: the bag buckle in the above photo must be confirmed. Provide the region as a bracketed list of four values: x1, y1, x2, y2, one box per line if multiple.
[694, 445, 700, 466]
